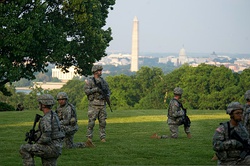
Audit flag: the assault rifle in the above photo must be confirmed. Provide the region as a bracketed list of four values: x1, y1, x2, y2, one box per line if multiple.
[99, 86, 113, 112]
[93, 78, 113, 112]
[173, 99, 191, 127]
[25, 114, 42, 144]
[182, 108, 191, 128]
[231, 130, 250, 159]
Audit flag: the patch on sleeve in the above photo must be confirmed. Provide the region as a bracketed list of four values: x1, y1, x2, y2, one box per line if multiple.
[215, 126, 224, 133]
[85, 79, 89, 84]
[173, 100, 179, 107]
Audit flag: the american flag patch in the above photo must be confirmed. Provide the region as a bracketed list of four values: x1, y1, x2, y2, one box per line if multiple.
[216, 127, 222, 133]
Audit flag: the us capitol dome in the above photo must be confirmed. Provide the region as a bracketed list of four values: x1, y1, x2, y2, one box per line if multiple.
[178, 47, 188, 65]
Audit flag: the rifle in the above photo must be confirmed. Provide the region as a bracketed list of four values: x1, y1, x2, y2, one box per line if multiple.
[173, 99, 191, 127]
[231, 130, 250, 159]
[25, 114, 42, 144]
[183, 108, 191, 128]
[93, 78, 113, 112]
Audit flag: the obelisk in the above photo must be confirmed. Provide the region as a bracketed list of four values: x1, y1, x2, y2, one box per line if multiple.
[130, 16, 139, 72]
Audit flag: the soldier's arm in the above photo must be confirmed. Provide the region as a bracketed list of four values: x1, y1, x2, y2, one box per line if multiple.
[61, 105, 72, 125]
[36, 119, 52, 144]
[171, 100, 184, 118]
[84, 78, 100, 95]
[212, 125, 242, 151]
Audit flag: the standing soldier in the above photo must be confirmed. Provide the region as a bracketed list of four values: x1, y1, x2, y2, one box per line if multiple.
[213, 102, 250, 165]
[84, 65, 111, 143]
[20, 94, 65, 166]
[56, 92, 94, 148]
[151, 87, 191, 139]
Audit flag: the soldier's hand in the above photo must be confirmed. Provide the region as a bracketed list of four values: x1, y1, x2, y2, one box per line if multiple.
[231, 139, 243, 149]
[91, 87, 102, 93]
[91, 87, 98, 93]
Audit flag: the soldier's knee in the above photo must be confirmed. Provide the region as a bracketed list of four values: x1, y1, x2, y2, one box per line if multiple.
[88, 120, 95, 128]
[20, 144, 32, 158]
[99, 120, 106, 127]
[42, 157, 57, 166]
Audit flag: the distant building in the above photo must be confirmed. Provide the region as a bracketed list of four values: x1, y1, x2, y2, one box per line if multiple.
[158, 56, 175, 64]
[178, 47, 188, 65]
[52, 66, 81, 82]
[97, 53, 131, 66]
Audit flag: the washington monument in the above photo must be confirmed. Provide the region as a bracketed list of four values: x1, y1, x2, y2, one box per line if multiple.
[130, 16, 139, 72]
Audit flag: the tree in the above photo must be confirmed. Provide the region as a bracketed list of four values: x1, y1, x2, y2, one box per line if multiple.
[133, 67, 166, 109]
[0, 0, 115, 95]
[106, 75, 140, 110]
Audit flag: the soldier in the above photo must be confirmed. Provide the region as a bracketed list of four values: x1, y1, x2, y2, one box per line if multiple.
[84, 65, 111, 143]
[56, 92, 94, 148]
[20, 94, 65, 166]
[213, 102, 250, 165]
[16, 103, 24, 111]
[151, 87, 191, 139]
[243, 90, 250, 133]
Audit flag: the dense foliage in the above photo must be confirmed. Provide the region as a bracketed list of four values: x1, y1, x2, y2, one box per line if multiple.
[1, 64, 249, 111]
[0, 0, 115, 95]
[0, 102, 15, 111]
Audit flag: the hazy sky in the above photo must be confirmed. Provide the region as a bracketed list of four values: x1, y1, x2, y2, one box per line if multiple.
[105, 0, 250, 54]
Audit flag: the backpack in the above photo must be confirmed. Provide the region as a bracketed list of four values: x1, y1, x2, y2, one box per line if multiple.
[68, 103, 78, 124]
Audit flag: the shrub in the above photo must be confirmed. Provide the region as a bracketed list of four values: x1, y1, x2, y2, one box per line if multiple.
[0, 102, 15, 111]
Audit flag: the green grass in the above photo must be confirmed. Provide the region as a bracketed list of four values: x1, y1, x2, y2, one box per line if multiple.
[0, 109, 227, 165]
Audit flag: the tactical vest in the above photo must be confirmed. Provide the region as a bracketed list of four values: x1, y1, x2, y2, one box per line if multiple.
[216, 122, 245, 161]
[50, 111, 65, 140]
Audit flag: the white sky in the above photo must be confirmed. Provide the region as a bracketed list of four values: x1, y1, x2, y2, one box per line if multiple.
[105, 0, 250, 54]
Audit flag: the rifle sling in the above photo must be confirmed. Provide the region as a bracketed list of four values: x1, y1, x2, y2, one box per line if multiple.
[172, 98, 185, 110]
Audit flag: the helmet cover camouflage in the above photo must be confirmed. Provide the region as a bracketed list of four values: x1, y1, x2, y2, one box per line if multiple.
[244, 90, 250, 100]
[173, 87, 183, 95]
[57, 92, 68, 100]
[226, 102, 243, 114]
[91, 65, 103, 73]
[37, 94, 55, 106]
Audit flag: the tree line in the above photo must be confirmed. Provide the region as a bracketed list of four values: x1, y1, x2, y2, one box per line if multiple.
[1, 64, 250, 111]
[1, 0, 115, 96]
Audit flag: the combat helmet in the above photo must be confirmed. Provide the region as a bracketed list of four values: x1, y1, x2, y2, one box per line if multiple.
[226, 102, 243, 114]
[91, 65, 103, 73]
[37, 94, 55, 106]
[244, 90, 250, 100]
[173, 87, 183, 95]
[57, 92, 68, 100]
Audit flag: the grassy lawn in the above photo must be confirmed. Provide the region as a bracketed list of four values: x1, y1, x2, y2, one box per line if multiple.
[0, 109, 227, 165]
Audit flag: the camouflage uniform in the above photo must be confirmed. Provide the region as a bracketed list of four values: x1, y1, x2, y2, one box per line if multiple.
[167, 87, 190, 138]
[213, 102, 250, 165]
[243, 105, 250, 133]
[243, 90, 250, 134]
[20, 94, 64, 166]
[56, 92, 85, 148]
[167, 99, 190, 138]
[84, 65, 111, 141]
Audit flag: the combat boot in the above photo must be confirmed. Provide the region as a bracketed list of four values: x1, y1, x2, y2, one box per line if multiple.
[187, 133, 191, 138]
[85, 140, 95, 148]
[150, 133, 161, 139]
[211, 154, 218, 161]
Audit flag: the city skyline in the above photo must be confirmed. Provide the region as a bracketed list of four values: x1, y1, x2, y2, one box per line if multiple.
[105, 0, 250, 54]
